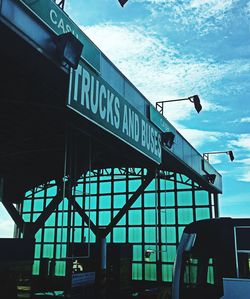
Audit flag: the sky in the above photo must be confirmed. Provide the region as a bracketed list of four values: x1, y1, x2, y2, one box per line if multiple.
[0, 0, 250, 236]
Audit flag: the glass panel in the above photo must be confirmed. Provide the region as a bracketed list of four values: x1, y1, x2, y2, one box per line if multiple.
[161, 209, 175, 225]
[132, 263, 142, 280]
[129, 180, 141, 192]
[114, 181, 126, 193]
[32, 260, 40, 275]
[178, 192, 192, 206]
[195, 190, 209, 205]
[160, 192, 175, 207]
[162, 264, 173, 282]
[47, 186, 57, 197]
[161, 227, 176, 243]
[99, 211, 111, 226]
[133, 245, 142, 261]
[34, 244, 41, 259]
[99, 195, 111, 209]
[45, 213, 56, 227]
[43, 244, 54, 259]
[145, 264, 157, 281]
[113, 227, 126, 243]
[178, 208, 193, 224]
[196, 208, 210, 220]
[55, 261, 66, 276]
[23, 213, 31, 222]
[161, 245, 176, 263]
[114, 195, 126, 208]
[23, 200, 32, 212]
[129, 210, 142, 225]
[44, 229, 55, 242]
[100, 182, 111, 194]
[144, 209, 156, 225]
[145, 227, 156, 243]
[144, 193, 156, 207]
[33, 199, 44, 211]
[129, 228, 142, 243]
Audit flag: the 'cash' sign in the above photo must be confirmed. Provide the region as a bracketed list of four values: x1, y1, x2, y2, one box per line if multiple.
[68, 61, 162, 164]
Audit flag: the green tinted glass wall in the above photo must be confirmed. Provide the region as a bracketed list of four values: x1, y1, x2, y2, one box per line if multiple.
[19, 169, 215, 283]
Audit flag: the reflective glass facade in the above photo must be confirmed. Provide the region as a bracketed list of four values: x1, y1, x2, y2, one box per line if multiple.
[18, 168, 216, 283]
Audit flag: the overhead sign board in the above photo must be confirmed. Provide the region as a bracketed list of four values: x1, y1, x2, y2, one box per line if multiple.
[21, 0, 100, 72]
[68, 61, 162, 164]
[149, 105, 176, 134]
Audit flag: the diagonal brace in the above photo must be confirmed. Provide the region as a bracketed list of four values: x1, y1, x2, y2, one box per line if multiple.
[67, 194, 99, 236]
[101, 170, 155, 238]
[2, 201, 25, 232]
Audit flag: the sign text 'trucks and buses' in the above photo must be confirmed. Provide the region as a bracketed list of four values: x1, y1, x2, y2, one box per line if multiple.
[68, 61, 162, 164]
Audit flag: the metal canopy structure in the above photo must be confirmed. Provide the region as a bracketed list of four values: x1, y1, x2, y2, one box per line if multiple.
[0, 0, 223, 296]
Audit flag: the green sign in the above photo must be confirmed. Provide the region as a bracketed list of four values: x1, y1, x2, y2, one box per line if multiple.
[149, 105, 176, 134]
[68, 61, 162, 164]
[21, 0, 100, 72]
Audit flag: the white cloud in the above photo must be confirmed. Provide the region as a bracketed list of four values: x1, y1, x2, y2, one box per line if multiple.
[230, 134, 250, 150]
[134, 0, 238, 34]
[176, 127, 223, 148]
[237, 157, 250, 164]
[81, 24, 249, 122]
[240, 117, 250, 123]
[239, 170, 250, 182]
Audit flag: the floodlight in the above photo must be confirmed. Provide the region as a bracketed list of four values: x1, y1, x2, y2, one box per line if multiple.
[227, 150, 234, 161]
[57, 33, 83, 69]
[156, 95, 202, 115]
[189, 95, 202, 113]
[203, 150, 235, 162]
[206, 174, 216, 184]
[118, 0, 128, 7]
[162, 132, 175, 149]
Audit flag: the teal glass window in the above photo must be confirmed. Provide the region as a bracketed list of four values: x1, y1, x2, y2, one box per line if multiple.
[145, 264, 157, 281]
[32, 260, 40, 275]
[99, 195, 111, 209]
[161, 209, 175, 225]
[45, 213, 56, 227]
[144, 227, 156, 243]
[114, 180, 126, 193]
[99, 211, 111, 226]
[113, 227, 126, 242]
[43, 244, 54, 258]
[160, 192, 175, 207]
[162, 264, 173, 282]
[178, 208, 193, 224]
[196, 208, 210, 220]
[161, 245, 176, 263]
[100, 182, 111, 194]
[132, 263, 142, 280]
[23, 200, 32, 212]
[129, 180, 141, 192]
[161, 227, 176, 243]
[129, 227, 142, 243]
[144, 209, 156, 225]
[129, 210, 142, 225]
[133, 245, 142, 261]
[44, 228, 55, 242]
[113, 194, 126, 208]
[177, 192, 192, 206]
[144, 193, 156, 207]
[195, 191, 209, 205]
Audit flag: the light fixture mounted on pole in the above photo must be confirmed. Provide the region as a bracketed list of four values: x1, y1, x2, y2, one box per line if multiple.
[203, 151, 235, 162]
[156, 95, 202, 115]
[55, 0, 129, 10]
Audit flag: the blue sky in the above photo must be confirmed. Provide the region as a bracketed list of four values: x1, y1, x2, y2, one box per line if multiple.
[0, 0, 250, 236]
